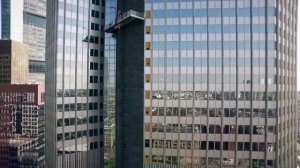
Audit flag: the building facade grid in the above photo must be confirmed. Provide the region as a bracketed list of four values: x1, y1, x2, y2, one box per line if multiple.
[143, 0, 297, 167]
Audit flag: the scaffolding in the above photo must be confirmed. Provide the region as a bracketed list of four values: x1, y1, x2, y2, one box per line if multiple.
[105, 10, 144, 33]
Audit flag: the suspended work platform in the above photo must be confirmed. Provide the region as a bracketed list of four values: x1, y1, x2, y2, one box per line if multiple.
[104, 10, 144, 34]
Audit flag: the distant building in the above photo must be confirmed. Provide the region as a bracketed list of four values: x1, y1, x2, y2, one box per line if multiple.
[0, 137, 36, 168]
[104, 121, 115, 155]
[0, 0, 46, 84]
[0, 40, 28, 84]
[0, 0, 24, 42]
[0, 84, 45, 167]
[103, 0, 117, 164]
[23, 0, 46, 84]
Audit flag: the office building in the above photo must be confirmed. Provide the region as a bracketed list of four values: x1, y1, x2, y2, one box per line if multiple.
[0, 84, 45, 167]
[105, 0, 298, 167]
[46, 0, 105, 167]
[104, 122, 115, 155]
[0, 137, 36, 168]
[0, 0, 24, 41]
[0, 40, 29, 84]
[23, 0, 47, 84]
[0, 0, 46, 84]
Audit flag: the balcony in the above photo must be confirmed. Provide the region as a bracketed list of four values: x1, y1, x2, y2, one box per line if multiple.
[104, 10, 144, 34]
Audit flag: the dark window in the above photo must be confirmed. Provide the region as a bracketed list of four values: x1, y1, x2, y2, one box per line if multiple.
[29, 60, 45, 73]
[90, 49, 99, 57]
[145, 140, 150, 147]
[201, 141, 206, 150]
[89, 103, 93, 110]
[82, 131, 87, 136]
[65, 118, 70, 126]
[223, 142, 228, 150]
[92, 0, 100, 5]
[208, 141, 214, 150]
[89, 116, 93, 123]
[89, 129, 93, 136]
[57, 133, 63, 141]
[90, 142, 94, 149]
[90, 62, 98, 70]
[94, 103, 98, 110]
[77, 131, 82, 138]
[223, 125, 230, 134]
[94, 129, 98, 136]
[94, 116, 98, 123]
[215, 142, 220, 150]
[252, 143, 258, 151]
[238, 142, 243, 151]
[88, 103, 98, 110]
[89, 76, 98, 83]
[91, 10, 100, 18]
[91, 23, 99, 31]
[94, 89, 98, 96]
[90, 36, 99, 44]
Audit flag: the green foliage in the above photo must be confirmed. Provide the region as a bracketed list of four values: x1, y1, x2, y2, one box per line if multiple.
[104, 159, 115, 168]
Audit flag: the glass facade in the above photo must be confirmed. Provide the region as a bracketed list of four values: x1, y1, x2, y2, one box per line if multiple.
[46, 0, 104, 167]
[144, 0, 297, 168]
[104, 0, 116, 166]
[1, 0, 10, 39]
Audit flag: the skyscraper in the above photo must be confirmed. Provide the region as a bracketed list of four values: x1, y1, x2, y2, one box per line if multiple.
[105, 0, 298, 167]
[23, 0, 47, 84]
[0, 0, 24, 41]
[46, 0, 105, 167]
[0, 0, 46, 84]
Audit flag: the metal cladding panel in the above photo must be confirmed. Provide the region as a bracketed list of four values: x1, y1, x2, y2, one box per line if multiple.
[45, 0, 58, 167]
[115, 0, 145, 168]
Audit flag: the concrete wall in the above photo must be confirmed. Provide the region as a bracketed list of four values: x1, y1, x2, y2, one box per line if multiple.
[0, 40, 28, 84]
[11, 40, 28, 84]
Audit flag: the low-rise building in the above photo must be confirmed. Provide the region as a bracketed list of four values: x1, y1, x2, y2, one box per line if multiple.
[0, 84, 45, 167]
